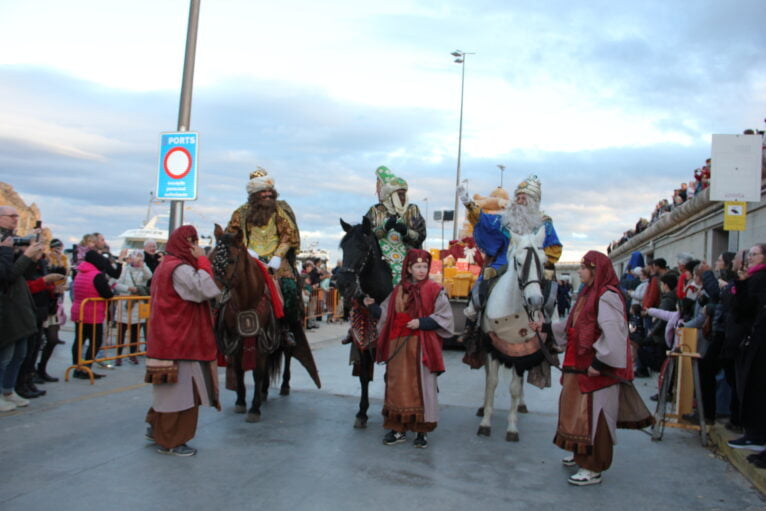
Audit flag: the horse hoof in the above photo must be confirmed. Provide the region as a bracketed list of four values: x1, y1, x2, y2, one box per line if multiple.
[476, 407, 484, 417]
[477, 426, 491, 437]
[506, 431, 519, 442]
[518, 404, 528, 414]
[245, 413, 261, 423]
[353, 417, 368, 429]
[234, 404, 246, 414]
[280, 387, 290, 396]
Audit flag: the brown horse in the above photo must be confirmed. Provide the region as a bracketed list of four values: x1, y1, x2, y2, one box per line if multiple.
[211, 224, 320, 422]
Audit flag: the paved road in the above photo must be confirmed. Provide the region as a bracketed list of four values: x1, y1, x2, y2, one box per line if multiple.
[1, 322, 763, 511]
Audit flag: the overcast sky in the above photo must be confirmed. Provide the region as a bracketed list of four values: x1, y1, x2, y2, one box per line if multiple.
[0, 0, 764, 263]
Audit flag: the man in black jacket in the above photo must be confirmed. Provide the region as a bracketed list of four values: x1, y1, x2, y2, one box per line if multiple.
[0, 206, 45, 411]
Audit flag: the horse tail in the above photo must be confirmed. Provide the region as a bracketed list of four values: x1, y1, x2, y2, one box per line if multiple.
[267, 350, 283, 386]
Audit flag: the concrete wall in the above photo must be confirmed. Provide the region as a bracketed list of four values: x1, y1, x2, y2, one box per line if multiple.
[609, 180, 766, 272]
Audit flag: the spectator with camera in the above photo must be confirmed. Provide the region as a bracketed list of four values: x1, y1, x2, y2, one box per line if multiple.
[36, 239, 68, 382]
[0, 206, 46, 411]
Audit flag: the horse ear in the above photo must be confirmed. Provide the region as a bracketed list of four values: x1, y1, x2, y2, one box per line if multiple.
[214, 223, 223, 241]
[362, 216, 372, 233]
[340, 218, 352, 233]
[232, 226, 244, 245]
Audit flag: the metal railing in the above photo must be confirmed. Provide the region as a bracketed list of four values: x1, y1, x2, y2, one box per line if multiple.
[65, 296, 150, 384]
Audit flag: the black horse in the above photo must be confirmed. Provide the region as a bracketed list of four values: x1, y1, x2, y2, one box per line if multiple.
[337, 217, 393, 428]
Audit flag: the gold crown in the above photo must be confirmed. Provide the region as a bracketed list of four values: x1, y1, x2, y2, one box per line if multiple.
[249, 167, 268, 179]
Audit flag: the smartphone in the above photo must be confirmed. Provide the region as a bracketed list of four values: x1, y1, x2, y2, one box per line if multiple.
[34, 220, 42, 242]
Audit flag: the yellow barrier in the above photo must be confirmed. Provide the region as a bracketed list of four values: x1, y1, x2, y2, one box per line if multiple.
[65, 296, 150, 384]
[304, 287, 344, 325]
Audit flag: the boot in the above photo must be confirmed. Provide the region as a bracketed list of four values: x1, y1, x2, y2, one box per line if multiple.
[38, 330, 59, 382]
[25, 377, 46, 397]
[281, 328, 296, 348]
[36, 368, 59, 383]
[15, 377, 43, 399]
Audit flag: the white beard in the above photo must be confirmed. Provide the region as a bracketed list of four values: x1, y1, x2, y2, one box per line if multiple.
[503, 198, 544, 235]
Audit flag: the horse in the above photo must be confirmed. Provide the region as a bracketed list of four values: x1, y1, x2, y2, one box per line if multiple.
[211, 224, 321, 423]
[336, 217, 393, 428]
[477, 227, 548, 441]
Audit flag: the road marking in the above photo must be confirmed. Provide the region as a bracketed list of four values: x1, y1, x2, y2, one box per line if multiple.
[1, 383, 148, 417]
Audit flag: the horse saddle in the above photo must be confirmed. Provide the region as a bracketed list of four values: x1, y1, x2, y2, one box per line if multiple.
[237, 310, 260, 337]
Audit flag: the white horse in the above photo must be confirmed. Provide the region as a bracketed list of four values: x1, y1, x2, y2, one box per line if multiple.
[477, 228, 546, 442]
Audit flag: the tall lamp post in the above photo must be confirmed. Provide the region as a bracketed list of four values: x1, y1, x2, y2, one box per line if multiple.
[497, 164, 506, 187]
[451, 49, 474, 241]
[422, 197, 429, 228]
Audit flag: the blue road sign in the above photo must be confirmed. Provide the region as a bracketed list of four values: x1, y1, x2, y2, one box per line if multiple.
[156, 132, 198, 200]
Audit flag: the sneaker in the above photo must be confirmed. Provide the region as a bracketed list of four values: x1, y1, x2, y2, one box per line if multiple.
[383, 430, 407, 445]
[568, 468, 602, 486]
[145, 426, 154, 442]
[727, 435, 766, 450]
[0, 398, 17, 412]
[414, 433, 428, 449]
[157, 444, 197, 457]
[4, 391, 29, 408]
[561, 454, 576, 467]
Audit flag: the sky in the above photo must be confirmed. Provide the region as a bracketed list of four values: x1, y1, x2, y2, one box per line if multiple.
[0, 0, 764, 263]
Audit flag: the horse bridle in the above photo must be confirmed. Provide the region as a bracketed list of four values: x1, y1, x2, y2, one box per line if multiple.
[338, 234, 373, 300]
[212, 238, 242, 300]
[514, 245, 543, 309]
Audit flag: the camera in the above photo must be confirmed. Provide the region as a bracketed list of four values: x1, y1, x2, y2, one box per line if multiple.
[12, 235, 35, 247]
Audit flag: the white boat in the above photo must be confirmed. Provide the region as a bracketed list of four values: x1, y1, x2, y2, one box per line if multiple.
[118, 215, 168, 251]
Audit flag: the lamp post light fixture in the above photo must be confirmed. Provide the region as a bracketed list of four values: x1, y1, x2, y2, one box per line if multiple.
[451, 49, 475, 241]
[497, 164, 506, 187]
[422, 197, 429, 229]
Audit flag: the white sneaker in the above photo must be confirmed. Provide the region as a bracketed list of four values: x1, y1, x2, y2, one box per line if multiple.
[568, 468, 602, 486]
[0, 397, 18, 412]
[561, 454, 576, 467]
[4, 391, 29, 407]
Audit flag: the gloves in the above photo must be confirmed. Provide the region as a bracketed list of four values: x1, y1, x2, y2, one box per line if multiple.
[268, 256, 282, 271]
[384, 216, 397, 231]
[247, 248, 259, 259]
[393, 222, 407, 236]
[457, 179, 471, 206]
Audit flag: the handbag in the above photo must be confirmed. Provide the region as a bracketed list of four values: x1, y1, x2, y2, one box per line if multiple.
[128, 269, 150, 296]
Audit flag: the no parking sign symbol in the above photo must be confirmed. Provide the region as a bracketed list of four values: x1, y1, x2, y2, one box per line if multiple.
[156, 132, 198, 200]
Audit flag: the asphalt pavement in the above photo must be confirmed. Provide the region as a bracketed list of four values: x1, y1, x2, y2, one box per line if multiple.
[0, 320, 764, 511]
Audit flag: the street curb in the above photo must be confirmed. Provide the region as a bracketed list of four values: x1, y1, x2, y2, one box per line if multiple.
[709, 424, 766, 496]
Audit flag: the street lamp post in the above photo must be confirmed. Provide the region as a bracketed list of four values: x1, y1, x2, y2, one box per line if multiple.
[422, 197, 429, 230]
[451, 49, 474, 241]
[497, 164, 506, 188]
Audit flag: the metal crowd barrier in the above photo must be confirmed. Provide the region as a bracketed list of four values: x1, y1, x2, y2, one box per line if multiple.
[304, 287, 344, 326]
[64, 296, 150, 384]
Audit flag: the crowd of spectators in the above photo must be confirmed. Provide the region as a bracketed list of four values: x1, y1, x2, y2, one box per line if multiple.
[616, 245, 766, 469]
[608, 128, 764, 254]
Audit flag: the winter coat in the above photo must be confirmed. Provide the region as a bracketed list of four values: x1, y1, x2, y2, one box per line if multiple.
[0, 249, 39, 348]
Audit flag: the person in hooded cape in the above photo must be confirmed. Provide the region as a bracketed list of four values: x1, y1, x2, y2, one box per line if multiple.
[365, 249, 454, 448]
[365, 166, 426, 284]
[144, 225, 222, 457]
[537, 250, 650, 486]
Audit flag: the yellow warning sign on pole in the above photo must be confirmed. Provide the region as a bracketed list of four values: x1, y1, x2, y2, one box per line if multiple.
[723, 201, 747, 231]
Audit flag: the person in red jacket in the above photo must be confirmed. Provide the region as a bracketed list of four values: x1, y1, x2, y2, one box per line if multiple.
[143, 225, 221, 457]
[534, 251, 635, 486]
